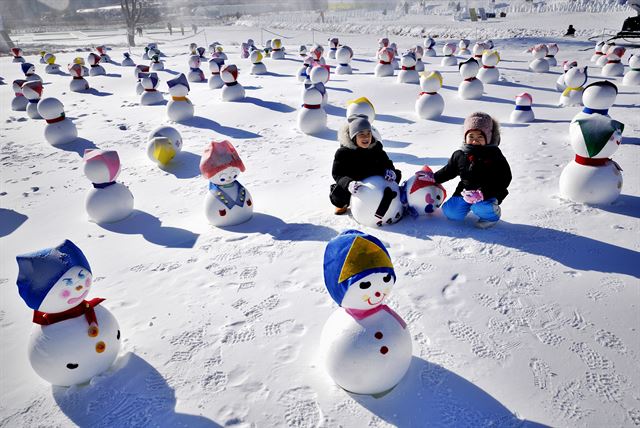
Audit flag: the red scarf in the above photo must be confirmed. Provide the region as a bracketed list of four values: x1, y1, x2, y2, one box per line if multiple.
[303, 104, 321, 109]
[379, 60, 390, 65]
[418, 91, 437, 96]
[574, 154, 608, 166]
[46, 115, 66, 124]
[345, 305, 406, 329]
[33, 298, 105, 326]
[401, 66, 415, 70]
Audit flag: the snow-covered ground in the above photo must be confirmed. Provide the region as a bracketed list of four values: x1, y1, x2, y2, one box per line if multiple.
[1, 9, 639, 428]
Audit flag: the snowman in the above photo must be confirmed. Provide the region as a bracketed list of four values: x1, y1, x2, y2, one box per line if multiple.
[423, 37, 436, 57]
[591, 41, 606, 63]
[477, 50, 500, 84]
[134, 64, 149, 78]
[220, 64, 245, 102]
[150, 53, 164, 71]
[23, 80, 43, 119]
[558, 66, 587, 107]
[134, 65, 149, 95]
[351, 176, 404, 227]
[83, 149, 134, 223]
[147, 125, 183, 167]
[73, 57, 90, 76]
[271, 39, 285, 59]
[121, 52, 135, 67]
[11, 79, 28, 111]
[16, 240, 121, 387]
[529, 44, 549, 73]
[389, 43, 400, 70]
[21, 63, 42, 82]
[545, 43, 559, 67]
[559, 81, 624, 205]
[96, 45, 111, 63]
[416, 71, 444, 120]
[139, 72, 164, 105]
[208, 58, 224, 89]
[458, 58, 483, 100]
[320, 230, 412, 396]
[401, 165, 446, 217]
[509, 92, 535, 123]
[309, 64, 330, 105]
[328, 37, 339, 59]
[622, 54, 640, 86]
[413, 45, 425, 72]
[188, 42, 198, 56]
[375, 47, 395, 77]
[596, 42, 616, 68]
[167, 73, 194, 122]
[187, 55, 206, 82]
[200, 140, 253, 227]
[197, 46, 207, 60]
[39, 50, 47, 64]
[87, 53, 105, 76]
[309, 44, 327, 65]
[441, 42, 457, 67]
[11, 47, 25, 63]
[69, 64, 90, 92]
[38, 98, 78, 146]
[298, 81, 327, 134]
[45, 55, 61, 74]
[397, 52, 419, 84]
[299, 45, 308, 58]
[249, 49, 267, 75]
[335, 45, 354, 75]
[601, 46, 626, 77]
[556, 60, 577, 92]
[458, 39, 471, 56]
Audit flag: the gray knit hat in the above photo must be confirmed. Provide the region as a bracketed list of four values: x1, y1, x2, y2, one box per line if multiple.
[464, 112, 493, 144]
[348, 114, 372, 140]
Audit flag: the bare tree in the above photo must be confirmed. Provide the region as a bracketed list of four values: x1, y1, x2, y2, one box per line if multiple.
[121, 0, 144, 47]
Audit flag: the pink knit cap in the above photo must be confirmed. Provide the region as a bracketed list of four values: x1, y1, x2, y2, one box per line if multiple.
[463, 112, 493, 143]
[200, 140, 245, 179]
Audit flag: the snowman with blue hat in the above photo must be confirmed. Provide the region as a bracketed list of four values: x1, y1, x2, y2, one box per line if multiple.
[16, 240, 121, 386]
[319, 230, 412, 396]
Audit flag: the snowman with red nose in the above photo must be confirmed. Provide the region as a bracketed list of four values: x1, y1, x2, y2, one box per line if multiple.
[320, 230, 412, 396]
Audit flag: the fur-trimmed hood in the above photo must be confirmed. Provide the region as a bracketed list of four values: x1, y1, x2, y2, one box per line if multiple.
[337, 123, 383, 149]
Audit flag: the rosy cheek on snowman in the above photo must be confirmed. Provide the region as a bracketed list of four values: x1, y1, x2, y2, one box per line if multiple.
[340, 272, 395, 311]
[39, 266, 92, 314]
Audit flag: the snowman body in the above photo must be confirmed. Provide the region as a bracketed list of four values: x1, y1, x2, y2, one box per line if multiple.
[220, 65, 245, 101]
[12, 94, 28, 111]
[529, 45, 549, 73]
[84, 150, 134, 224]
[601, 48, 625, 77]
[375, 48, 395, 77]
[510, 93, 535, 123]
[440, 43, 457, 67]
[204, 169, 253, 226]
[351, 176, 404, 227]
[167, 76, 194, 122]
[23, 81, 43, 119]
[335, 46, 353, 75]
[622, 55, 640, 86]
[397, 53, 419, 84]
[187, 56, 206, 82]
[209, 59, 224, 89]
[416, 71, 444, 120]
[38, 98, 78, 146]
[477, 50, 500, 83]
[298, 85, 327, 134]
[458, 58, 483, 100]
[147, 126, 183, 166]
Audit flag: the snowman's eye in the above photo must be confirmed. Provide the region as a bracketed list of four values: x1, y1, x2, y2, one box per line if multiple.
[383, 274, 392, 283]
[77, 270, 85, 279]
[66, 363, 79, 370]
[62, 278, 73, 286]
[359, 281, 371, 289]
[436, 195, 441, 200]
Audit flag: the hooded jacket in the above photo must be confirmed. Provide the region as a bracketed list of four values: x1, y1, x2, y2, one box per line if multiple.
[434, 118, 512, 203]
[332, 124, 402, 191]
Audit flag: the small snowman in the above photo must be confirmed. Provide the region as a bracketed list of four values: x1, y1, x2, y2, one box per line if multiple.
[187, 55, 206, 82]
[22, 80, 43, 119]
[413, 45, 425, 72]
[150, 53, 164, 71]
[309, 64, 330, 105]
[83, 149, 134, 223]
[601, 46, 626, 77]
[96, 45, 111, 63]
[44, 54, 62, 74]
[147, 125, 183, 167]
[39, 50, 47, 64]
[11, 79, 28, 111]
[188, 42, 197, 56]
[545, 43, 559, 67]
[529, 44, 549, 73]
[271, 39, 285, 59]
[139, 72, 164, 105]
[11, 47, 25, 63]
[16, 240, 121, 387]
[21, 63, 42, 82]
[309, 44, 326, 65]
[320, 230, 412, 396]
[559, 81, 624, 205]
[416, 71, 444, 120]
[591, 41, 606, 63]
[200, 140, 253, 227]
[298, 80, 327, 135]
[423, 37, 436, 57]
[397, 52, 419, 84]
[167, 73, 194, 122]
[208, 58, 224, 89]
[38, 98, 78, 146]
[441, 42, 457, 67]
[458, 57, 483, 100]
[401, 165, 446, 217]
[69, 63, 90, 92]
[375, 47, 395, 77]
[263, 39, 272, 57]
[389, 43, 400, 70]
[558, 66, 587, 107]
[477, 50, 500, 84]
[328, 37, 339, 59]
[622, 54, 640, 86]
[73, 57, 90, 76]
[121, 52, 135, 67]
[220, 64, 245, 102]
[596, 42, 616, 68]
[299, 45, 308, 58]
[249, 49, 267, 75]
[556, 60, 577, 92]
[458, 39, 471, 56]
[472, 42, 487, 61]
[510, 92, 535, 123]
[351, 175, 404, 227]
[335, 45, 354, 75]
[87, 53, 105, 76]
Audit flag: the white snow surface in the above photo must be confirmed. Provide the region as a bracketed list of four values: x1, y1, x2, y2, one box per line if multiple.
[1, 10, 639, 428]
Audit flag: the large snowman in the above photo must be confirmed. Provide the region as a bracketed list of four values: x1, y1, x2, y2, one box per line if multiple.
[16, 240, 121, 386]
[559, 81, 624, 204]
[320, 230, 412, 396]
[200, 140, 253, 227]
[351, 176, 404, 227]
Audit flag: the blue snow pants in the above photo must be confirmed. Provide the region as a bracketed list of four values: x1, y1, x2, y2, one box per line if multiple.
[441, 196, 501, 222]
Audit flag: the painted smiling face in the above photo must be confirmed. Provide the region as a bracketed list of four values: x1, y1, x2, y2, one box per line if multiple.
[340, 272, 395, 310]
[38, 266, 92, 313]
[210, 166, 241, 186]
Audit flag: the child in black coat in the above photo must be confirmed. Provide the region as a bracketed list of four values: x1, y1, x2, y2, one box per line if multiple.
[330, 115, 402, 214]
[434, 112, 512, 228]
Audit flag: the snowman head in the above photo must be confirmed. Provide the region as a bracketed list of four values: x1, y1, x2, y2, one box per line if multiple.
[250, 49, 264, 64]
[346, 97, 375, 121]
[167, 73, 190, 96]
[419, 71, 443, 92]
[482, 50, 500, 67]
[200, 140, 245, 185]
[21, 63, 35, 76]
[459, 57, 479, 78]
[413, 45, 424, 59]
[582, 80, 617, 110]
[323, 230, 396, 310]
[188, 55, 201, 69]
[423, 37, 434, 49]
[310, 64, 330, 84]
[564, 66, 587, 88]
[400, 52, 417, 68]
[16, 240, 92, 313]
[336, 46, 353, 64]
[532, 44, 548, 59]
[83, 149, 121, 184]
[405, 165, 447, 215]
[442, 43, 456, 56]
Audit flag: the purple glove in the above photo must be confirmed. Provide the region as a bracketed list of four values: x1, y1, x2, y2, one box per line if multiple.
[462, 189, 484, 204]
[348, 181, 363, 194]
[384, 169, 397, 182]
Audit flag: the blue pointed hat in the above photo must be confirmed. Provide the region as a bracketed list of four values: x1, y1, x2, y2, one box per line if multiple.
[16, 240, 91, 310]
[21, 63, 34, 74]
[323, 230, 395, 306]
[123, 52, 131, 59]
[168, 73, 189, 91]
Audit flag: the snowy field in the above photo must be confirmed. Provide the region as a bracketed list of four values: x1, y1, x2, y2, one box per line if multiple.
[1, 8, 639, 428]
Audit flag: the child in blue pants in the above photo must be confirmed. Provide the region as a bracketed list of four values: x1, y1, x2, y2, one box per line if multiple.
[433, 112, 512, 227]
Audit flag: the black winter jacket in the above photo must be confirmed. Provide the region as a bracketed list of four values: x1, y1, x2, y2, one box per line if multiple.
[434, 145, 512, 204]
